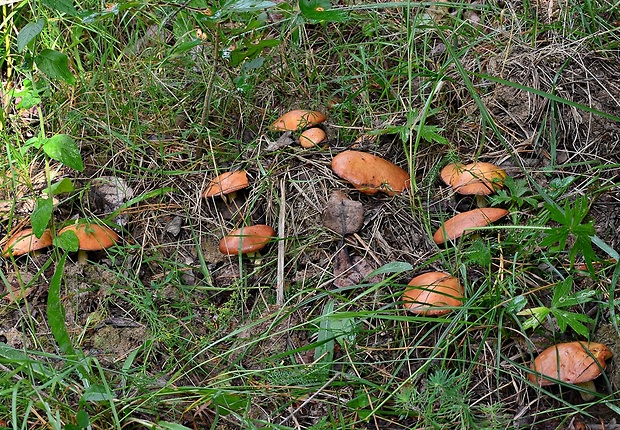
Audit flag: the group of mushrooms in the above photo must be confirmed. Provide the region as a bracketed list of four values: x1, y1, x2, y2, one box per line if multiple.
[2, 109, 613, 397]
[204, 108, 614, 395]
[3, 222, 118, 264]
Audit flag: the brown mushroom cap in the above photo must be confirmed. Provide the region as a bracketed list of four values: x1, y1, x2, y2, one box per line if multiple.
[59, 223, 119, 251]
[299, 127, 327, 148]
[440, 163, 465, 187]
[203, 170, 249, 198]
[269, 110, 326, 132]
[403, 272, 464, 316]
[219, 224, 276, 255]
[433, 207, 509, 244]
[2, 228, 53, 257]
[529, 341, 613, 386]
[452, 162, 507, 195]
[331, 150, 411, 196]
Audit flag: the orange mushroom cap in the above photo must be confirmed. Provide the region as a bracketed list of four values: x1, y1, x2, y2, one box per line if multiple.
[452, 162, 507, 195]
[219, 224, 276, 255]
[59, 223, 119, 251]
[403, 272, 464, 316]
[433, 207, 509, 244]
[331, 150, 411, 196]
[2, 228, 53, 257]
[299, 127, 327, 148]
[203, 170, 249, 198]
[529, 341, 613, 386]
[439, 163, 465, 187]
[269, 110, 326, 132]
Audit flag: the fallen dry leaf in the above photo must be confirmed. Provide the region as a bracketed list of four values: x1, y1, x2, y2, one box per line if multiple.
[322, 190, 364, 236]
[333, 246, 380, 288]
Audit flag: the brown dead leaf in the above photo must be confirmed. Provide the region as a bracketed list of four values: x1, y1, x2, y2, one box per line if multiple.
[266, 131, 295, 151]
[2, 272, 34, 303]
[322, 190, 364, 236]
[333, 246, 381, 288]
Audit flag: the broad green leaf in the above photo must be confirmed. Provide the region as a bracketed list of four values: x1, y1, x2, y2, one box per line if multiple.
[505, 295, 527, 314]
[211, 391, 249, 414]
[35, 49, 77, 85]
[41, 0, 77, 15]
[31, 197, 53, 237]
[299, 0, 347, 22]
[76, 410, 90, 428]
[43, 134, 84, 171]
[81, 385, 114, 402]
[367, 261, 413, 277]
[223, 0, 275, 12]
[314, 300, 335, 365]
[10, 80, 42, 109]
[156, 423, 193, 430]
[54, 229, 79, 252]
[330, 316, 357, 344]
[49, 177, 74, 195]
[48, 253, 76, 356]
[17, 19, 45, 53]
[0, 342, 52, 380]
[230, 39, 280, 67]
[518, 306, 551, 331]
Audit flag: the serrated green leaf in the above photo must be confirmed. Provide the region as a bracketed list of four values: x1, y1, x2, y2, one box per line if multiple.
[31, 197, 53, 237]
[41, 0, 77, 15]
[414, 124, 450, 145]
[551, 309, 593, 337]
[551, 277, 572, 308]
[54, 229, 79, 252]
[17, 19, 45, 53]
[43, 134, 83, 171]
[35, 49, 76, 85]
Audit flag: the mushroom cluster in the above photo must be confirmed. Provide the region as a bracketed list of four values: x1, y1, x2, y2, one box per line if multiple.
[269, 109, 327, 148]
[434, 161, 509, 245]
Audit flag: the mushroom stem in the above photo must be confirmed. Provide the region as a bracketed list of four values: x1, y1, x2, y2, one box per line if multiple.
[576, 380, 597, 401]
[77, 249, 88, 265]
[475, 195, 488, 208]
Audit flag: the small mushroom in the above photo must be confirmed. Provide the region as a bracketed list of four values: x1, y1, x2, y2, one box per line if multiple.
[202, 170, 249, 202]
[402, 272, 463, 316]
[58, 222, 119, 264]
[451, 162, 507, 195]
[219, 224, 276, 257]
[2, 228, 53, 257]
[299, 127, 327, 148]
[529, 341, 613, 399]
[269, 110, 326, 132]
[433, 207, 509, 244]
[331, 150, 410, 196]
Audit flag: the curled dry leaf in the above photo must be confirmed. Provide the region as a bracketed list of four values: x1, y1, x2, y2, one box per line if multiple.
[322, 190, 364, 236]
[266, 131, 295, 151]
[333, 246, 380, 288]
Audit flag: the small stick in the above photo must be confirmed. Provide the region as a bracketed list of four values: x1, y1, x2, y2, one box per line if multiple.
[276, 178, 286, 306]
